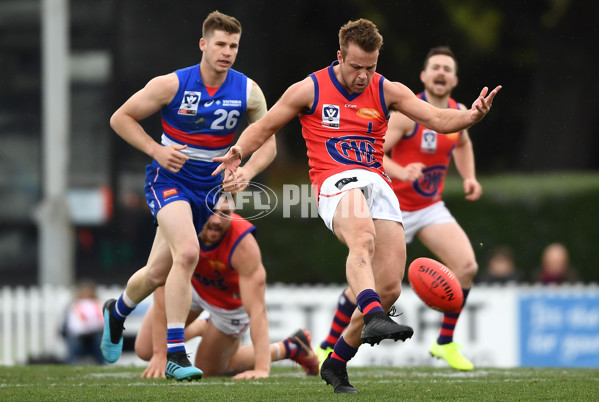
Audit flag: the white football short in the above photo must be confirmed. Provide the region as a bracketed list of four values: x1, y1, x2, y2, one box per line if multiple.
[318, 169, 403, 233]
[402, 201, 457, 244]
[190, 288, 249, 338]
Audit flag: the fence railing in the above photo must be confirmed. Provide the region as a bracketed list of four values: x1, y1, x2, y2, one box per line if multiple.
[2, 283, 598, 367]
[0, 285, 148, 366]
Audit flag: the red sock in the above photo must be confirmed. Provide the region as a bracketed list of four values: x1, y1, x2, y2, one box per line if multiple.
[437, 288, 470, 345]
[320, 289, 356, 350]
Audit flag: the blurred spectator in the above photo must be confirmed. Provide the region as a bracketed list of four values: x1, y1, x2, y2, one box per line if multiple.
[61, 280, 105, 364]
[478, 246, 523, 284]
[533, 242, 580, 284]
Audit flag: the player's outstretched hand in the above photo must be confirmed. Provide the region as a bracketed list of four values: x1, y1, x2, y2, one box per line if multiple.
[141, 354, 167, 379]
[155, 144, 189, 173]
[470, 85, 502, 123]
[233, 368, 270, 380]
[212, 145, 243, 176]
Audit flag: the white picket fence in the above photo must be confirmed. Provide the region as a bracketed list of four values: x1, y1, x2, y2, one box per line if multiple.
[1, 285, 68, 365]
[0, 285, 149, 366]
[2, 283, 599, 367]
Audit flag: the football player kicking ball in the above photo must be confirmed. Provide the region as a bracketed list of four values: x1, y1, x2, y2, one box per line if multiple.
[213, 19, 500, 393]
[135, 197, 319, 379]
[315, 47, 484, 371]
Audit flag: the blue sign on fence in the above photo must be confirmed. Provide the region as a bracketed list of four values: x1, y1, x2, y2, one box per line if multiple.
[519, 293, 599, 367]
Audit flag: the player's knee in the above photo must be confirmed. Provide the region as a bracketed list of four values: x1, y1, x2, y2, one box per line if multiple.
[456, 259, 478, 282]
[174, 244, 200, 270]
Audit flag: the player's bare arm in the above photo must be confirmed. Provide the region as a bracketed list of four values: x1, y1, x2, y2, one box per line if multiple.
[382, 154, 425, 182]
[384, 80, 501, 134]
[230, 234, 270, 379]
[383, 111, 411, 152]
[110, 73, 190, 173]
[452, 110, 482, 201]
[245, 81, 268, 124]
[381, 111, 425, 182]
[223, 82, 277, 192]
[212, 77, 314, 176]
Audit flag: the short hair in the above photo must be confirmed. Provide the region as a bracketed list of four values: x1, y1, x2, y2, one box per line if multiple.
[423, 46, 458, 72]
[202, 11, 242, 38]
[338, 19, 383, 59]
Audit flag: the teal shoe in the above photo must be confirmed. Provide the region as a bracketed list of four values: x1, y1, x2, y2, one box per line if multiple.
[100, 299, 123, 364]
[165, 352, 203, 381]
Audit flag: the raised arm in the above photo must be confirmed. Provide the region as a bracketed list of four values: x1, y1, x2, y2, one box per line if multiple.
[452, 106, 482, 201]
[212, 77, 314, 176]
[384, 79, 501, 134]
[230, 233, 270, 379]
[110, 73, 190, 173]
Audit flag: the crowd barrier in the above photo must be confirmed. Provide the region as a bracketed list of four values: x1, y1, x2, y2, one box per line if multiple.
[1, 284, 598, 367]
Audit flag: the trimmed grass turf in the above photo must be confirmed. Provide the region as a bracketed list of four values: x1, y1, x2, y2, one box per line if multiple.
[1, 365, 598, 401]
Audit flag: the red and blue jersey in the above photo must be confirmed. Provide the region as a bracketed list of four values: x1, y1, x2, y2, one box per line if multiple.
[299, 62, 390, 191]
[145, 65, 251, 234]
[390, 92, 462, 211]
[160, 64, 251, 162]
[191, 214, 255, 310]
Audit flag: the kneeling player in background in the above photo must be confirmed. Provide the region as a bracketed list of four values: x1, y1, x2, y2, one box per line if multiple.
[135, 198, 318, 379]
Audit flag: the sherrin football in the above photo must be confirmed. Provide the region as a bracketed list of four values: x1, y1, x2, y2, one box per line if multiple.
[408, 257, 463, 313]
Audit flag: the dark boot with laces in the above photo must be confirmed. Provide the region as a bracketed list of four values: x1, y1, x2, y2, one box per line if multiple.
[320, 352, 358, 394]
[361, 310, 414, 346]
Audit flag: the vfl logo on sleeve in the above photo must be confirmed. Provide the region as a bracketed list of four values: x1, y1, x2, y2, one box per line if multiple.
[178, 91, 201, 115]
[412, 165, 446, 198]
[326, 135, 382, 169]
[322, 104, 340, 129]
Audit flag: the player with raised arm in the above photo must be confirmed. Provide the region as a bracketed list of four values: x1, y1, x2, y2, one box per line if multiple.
[101, 11, 276, 381]
[315, 46, 486, 371]
[213, 20, 500, 393]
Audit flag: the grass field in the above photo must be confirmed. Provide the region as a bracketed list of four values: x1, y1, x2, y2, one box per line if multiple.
[1, 365, 598, 401]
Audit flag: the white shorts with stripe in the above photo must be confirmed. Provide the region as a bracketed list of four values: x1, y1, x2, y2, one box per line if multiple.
[317, 169, 403, 233]
[190, 288, 250, 338]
